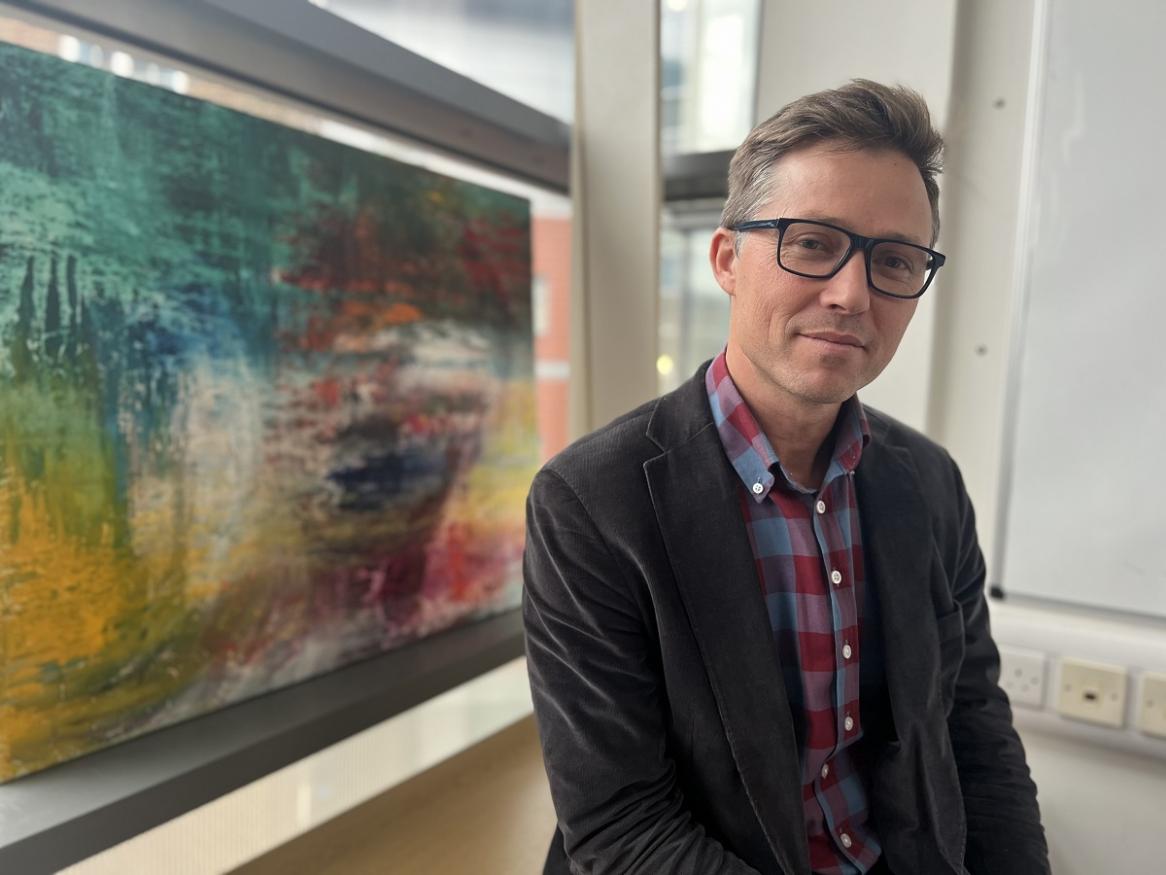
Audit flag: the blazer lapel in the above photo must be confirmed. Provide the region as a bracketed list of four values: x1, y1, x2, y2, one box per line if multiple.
[644, 413, 809, 875]
[855, 415, 968, 875]
[854, 422, 936, 733]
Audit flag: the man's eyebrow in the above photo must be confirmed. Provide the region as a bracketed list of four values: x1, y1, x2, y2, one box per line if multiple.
[799, 214, 929, 247]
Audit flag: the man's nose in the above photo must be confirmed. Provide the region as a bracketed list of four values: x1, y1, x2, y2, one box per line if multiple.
[818, 249, 871, 313]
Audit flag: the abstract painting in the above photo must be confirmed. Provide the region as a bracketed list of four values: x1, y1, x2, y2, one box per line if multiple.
[0, 42, 536, 782]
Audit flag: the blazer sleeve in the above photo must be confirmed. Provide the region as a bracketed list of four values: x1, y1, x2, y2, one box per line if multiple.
[523, 467, 760, 875]
[945, 460, 1051, 875]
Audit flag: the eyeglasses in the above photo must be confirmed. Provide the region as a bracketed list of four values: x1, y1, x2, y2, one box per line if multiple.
[729, 217, 947, 299]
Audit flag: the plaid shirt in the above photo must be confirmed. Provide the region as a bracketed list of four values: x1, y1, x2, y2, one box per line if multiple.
[706, 351, 881, 875]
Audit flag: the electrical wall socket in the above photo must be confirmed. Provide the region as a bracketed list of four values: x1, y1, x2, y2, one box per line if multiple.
[1056, 658, 1128, 728]
[1137, 673, 1166, 739]
[999, 646, 1047, 708]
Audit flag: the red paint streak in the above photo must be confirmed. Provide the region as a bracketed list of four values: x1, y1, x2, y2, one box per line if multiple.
[313, 377, 342, 408]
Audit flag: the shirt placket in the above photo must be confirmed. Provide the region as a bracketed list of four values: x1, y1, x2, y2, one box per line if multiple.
[811, 473, 865, 870]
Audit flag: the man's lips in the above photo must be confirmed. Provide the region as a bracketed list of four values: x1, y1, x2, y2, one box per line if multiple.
[800, 331, 865, 348]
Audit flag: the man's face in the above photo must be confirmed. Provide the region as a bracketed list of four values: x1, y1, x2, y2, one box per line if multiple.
[710, 143, 934, 412]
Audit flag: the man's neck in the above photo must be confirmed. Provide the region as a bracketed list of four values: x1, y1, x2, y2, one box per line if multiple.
[724, 347, 842, 491]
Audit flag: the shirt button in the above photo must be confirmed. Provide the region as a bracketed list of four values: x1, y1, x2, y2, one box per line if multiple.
[820, 763, 830, 779]
[844, 714, 855, 732]
[842, 643, 853, 659]
[752, 482, 764, 495]
[830, 569, 843, 585]
[815, 499, 827, 514]
[840, 831, 853, 849]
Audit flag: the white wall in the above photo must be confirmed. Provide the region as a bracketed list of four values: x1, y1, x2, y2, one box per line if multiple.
[1019, 726, 1164, 875]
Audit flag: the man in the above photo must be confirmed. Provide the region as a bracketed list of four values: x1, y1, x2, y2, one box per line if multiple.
[523, 80, 1049, 875]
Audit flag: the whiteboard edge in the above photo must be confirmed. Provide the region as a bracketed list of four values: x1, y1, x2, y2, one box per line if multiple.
[991, 0, 1052, 588]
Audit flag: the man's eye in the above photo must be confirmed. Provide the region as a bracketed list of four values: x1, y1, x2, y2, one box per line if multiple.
[792, 236, 835, 253]
[874, 247, 923, 273]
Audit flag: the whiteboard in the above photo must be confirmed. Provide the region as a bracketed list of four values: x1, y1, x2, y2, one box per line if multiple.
[999, 0, 1166, 618]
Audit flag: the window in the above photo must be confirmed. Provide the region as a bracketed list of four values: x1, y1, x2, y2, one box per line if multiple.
[658, 213, 730, 393]
[317, 0, 574, 122]
[661, 0, 761, 154]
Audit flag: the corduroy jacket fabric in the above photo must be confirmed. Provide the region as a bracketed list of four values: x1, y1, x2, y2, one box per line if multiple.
[522, 363, 1050, 875]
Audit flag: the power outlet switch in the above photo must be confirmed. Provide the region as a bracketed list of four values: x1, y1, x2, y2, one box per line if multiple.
[1056, 658, 1127, 728]
[999, 646, 1047, 708]
[1137, 673, 1166, 739]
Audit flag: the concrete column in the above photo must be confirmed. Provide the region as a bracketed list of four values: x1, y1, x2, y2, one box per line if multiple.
[570, 0, 661, 437]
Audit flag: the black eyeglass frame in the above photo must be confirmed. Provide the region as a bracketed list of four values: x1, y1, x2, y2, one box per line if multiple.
[729, 217, 947, 300]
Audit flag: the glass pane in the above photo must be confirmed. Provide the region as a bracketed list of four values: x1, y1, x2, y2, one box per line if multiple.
[658, 216, 730, 394]
[317, 0, 574, 122]
[661, 0, 761, 154]
[532, 206, 572, 460]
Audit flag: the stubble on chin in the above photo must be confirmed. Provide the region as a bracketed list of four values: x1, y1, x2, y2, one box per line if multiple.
[783, 343, 874, 405]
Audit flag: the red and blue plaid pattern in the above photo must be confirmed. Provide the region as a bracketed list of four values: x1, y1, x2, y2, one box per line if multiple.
[706, 351, 881, 875]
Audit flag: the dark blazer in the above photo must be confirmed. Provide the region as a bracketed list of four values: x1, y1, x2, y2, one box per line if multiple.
[522, 363, 1049, 875]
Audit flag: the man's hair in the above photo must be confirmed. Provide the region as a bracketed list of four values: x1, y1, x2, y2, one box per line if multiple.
[721, 79, 944, 244]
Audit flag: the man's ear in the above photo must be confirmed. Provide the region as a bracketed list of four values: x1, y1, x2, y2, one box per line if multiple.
[709, 227, 739, 297]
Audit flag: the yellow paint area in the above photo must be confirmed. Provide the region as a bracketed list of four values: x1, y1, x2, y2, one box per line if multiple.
[0, 476, 195, 780]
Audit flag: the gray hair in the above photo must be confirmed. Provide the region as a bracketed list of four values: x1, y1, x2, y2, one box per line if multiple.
[721, 79, 944, 245]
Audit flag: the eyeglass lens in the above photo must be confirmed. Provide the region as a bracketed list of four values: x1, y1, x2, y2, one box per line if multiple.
[778, 221, 932, 297]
